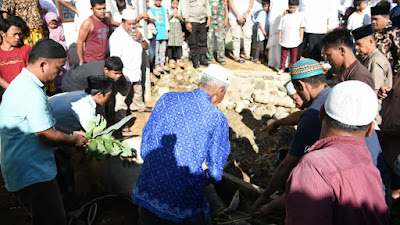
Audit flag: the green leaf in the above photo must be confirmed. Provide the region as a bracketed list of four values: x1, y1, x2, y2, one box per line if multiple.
[104, 140, 114, 153]
[86, 120, 96, 134]
[95, 114, 101, 126]
[87, 140, 98, 152]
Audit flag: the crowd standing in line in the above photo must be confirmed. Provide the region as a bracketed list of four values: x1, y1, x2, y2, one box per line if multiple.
[2, 0, 400, 224]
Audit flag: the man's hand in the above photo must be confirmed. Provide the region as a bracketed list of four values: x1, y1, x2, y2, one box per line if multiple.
[207, 18, 211, 27]
[378, 86, 392, 100]
[263, 31, 267, 37]
[79, 60, 85, 66]
[72, 132, 90, 147]
[237, 15, 244, 24]
[120, 156, 138, 167]
[252, 192, 269, 213]
[186, 22, 192, 32]
[224, 18, 229, 27]
[260, 122, 279, 135]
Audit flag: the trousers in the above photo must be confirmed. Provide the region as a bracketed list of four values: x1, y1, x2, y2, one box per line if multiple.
[229, 18, 253, 58]
[188, 22, 207, 57]
[207, 21, 226, 61]
[155, 40, 167, 66]
[281, 46, 299, 70]
[13, 179, 66, 225]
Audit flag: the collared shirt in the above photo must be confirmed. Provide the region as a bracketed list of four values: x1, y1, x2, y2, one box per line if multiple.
[181, 0, 210, 23]
[109, 25, 143, 82]
[48, 91, 97, 131]
[360, 48, 393, 90]
[0, 68, 56, 192]
[337, 60, 375, 89]
[132, 88, 230, 223]
[286, 136, 389, 225]
[374, 22, 400, 75]
[288, 86, 331, 157]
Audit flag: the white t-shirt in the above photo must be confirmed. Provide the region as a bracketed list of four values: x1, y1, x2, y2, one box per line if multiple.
[278, 10, 305, 48]
[299, 0, 338, 34]
[256, 10, 269, 41]
[346, 12, 370, 31]
[228, 0, 252, 20]
[109, 25, 143, 82]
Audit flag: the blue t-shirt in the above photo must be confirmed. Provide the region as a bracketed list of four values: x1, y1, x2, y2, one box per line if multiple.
[289, 86, 331, 157]
[150, 6, 168, 40]
[0, 68, 57, 192]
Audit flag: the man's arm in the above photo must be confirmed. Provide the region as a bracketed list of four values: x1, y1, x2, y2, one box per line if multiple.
[36, 127, 87, 147]
[77, 18, 93, 65]
[261, 110, 303, 135]
[206, 117, 230, 184]
[58, 0, 79, 15]
[252, 154, 300, 211]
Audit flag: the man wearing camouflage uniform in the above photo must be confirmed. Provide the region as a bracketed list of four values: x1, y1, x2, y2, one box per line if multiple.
[206, 0, 228, 65]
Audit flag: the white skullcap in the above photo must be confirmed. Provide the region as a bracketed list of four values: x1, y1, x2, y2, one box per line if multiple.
[122, 9, 136, 20]
[203, 64, 232, 86]
[325, 80, 378, 126]
[286, 81, 296, 95]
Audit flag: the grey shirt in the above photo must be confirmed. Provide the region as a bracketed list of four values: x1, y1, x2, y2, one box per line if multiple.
[181, 0, 211, 23]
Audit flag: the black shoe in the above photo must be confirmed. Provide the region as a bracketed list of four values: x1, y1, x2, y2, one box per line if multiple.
[192, 56, 199, 68]
[200, 55, 209, 66]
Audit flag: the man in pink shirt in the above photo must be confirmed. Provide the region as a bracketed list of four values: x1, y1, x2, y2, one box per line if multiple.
[285, 80, 389, 225]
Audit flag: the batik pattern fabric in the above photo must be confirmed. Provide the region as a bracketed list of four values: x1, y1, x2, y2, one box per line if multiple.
[1, 0, 43, 29]
[132, 88, 230, 223]
[374, 22, 400, 75]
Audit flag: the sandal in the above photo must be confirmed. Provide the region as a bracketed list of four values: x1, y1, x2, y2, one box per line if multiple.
[235, 58, 245, 64]
[218, 60, 227, 65]
[169, 60, 176, 69]
[253, 59, 261, 64]
[244, 57, 254, 62]
[177, 60, 185, 68]
[162, 65, 170, 72]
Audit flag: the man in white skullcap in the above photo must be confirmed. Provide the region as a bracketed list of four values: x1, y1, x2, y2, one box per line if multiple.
[109, 9, 151, 124]
[132, 64, 231, 224]
[285, 80, 389, 225]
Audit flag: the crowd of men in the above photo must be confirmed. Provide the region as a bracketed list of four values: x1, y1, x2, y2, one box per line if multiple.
[1, 0, 400, 225]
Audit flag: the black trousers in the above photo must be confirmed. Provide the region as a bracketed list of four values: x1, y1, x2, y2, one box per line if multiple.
[13, 179, 66, 225]
[168, 46, 183, 61]
[188, 22, 207, 57]
[298, 32, 325, 61]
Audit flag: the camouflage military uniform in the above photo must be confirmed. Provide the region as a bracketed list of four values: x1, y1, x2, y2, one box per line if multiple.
[374, 22, 400, 75]
[206, 0, 227, 62]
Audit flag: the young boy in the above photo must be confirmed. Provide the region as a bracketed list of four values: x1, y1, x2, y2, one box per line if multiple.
[278, 0, 304, 74]
[254, 0, 269, 64]
[346, 0, 370, 31]
[150, 0, 170, 75]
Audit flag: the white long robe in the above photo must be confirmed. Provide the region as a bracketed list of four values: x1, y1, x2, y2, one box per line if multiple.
[267, 0, 288, 68]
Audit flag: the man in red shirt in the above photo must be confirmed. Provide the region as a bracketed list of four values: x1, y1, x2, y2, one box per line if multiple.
[77, 0, 111, 65]
[285, 81, 389, 225]
[0, 16, 32, 90]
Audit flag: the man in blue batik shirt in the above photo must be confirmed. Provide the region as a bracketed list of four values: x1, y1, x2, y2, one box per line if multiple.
[132, 64, 232, 224]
